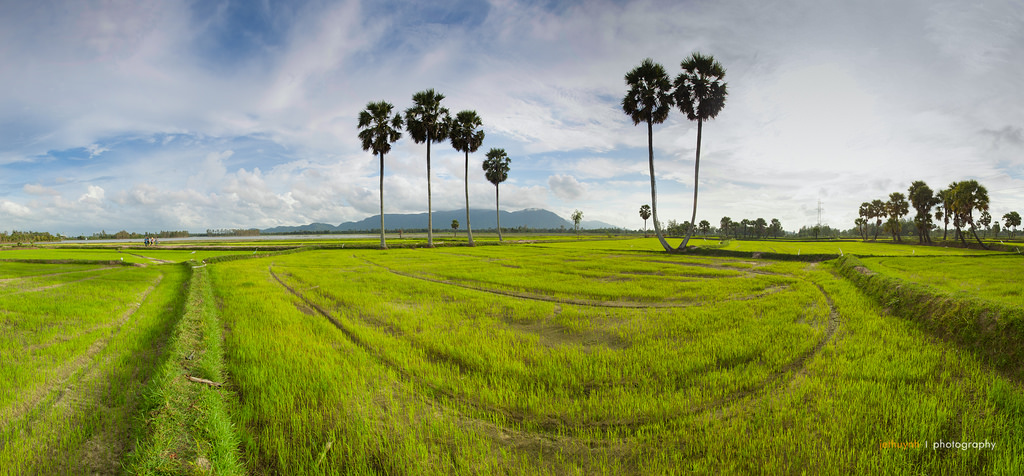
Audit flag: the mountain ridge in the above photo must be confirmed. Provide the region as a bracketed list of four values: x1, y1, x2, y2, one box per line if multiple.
[262, 208, 619, 234]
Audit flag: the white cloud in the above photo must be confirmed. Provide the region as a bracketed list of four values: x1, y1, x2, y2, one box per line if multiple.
[0, 200, 32, 217]
[78, 185, 105, 205]
[548, 174, 587, 200]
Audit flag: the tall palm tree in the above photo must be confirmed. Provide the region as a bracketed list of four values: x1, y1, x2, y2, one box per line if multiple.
[449, 110, 485, 246]
[639, 204, 651, 237]
[674, 52, 728, 250]
[482, 148, 511, 241]
[404, 89, 450, 247]
[622, 58, 674, 252]
[358, 100, 403, 249]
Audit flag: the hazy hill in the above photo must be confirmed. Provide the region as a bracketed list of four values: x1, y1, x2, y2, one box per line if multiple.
[262, 208, 619, 233]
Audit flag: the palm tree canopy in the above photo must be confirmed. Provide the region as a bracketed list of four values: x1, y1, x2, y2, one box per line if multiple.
[673, 52, 728, 122]
[405, 89, 450, 144]
[358, 101, 403, 155]
[951, 180, 989, 220]
[449, 110, 485, 154]
[622, 58, 673, 126]
[639, 204, 651, 221]
[482, 148, 511, 186]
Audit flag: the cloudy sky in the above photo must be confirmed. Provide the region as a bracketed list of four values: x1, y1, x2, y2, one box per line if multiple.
[1, 0, 1022, 236]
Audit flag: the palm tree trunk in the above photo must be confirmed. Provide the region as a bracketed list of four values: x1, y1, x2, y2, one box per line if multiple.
[969, 222, 989, 249]
[426, 138, 433, 247]
[379, 152, 387, 249]
[646, 120, 672, 251]
[495, 185, 502, 241]
[679, 119, 702, 250]
[465, 151, 474, 246]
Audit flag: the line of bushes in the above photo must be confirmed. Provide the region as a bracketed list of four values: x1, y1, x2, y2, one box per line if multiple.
[835, 255, 1024, 381]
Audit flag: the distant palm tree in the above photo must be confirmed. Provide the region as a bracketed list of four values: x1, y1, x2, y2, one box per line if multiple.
[404, 89, 451, 247]
[937, 187, 953, 241]
[357, 100, 402, 249]
[869, 199, 887, 241]
[886, 192, 909, 242]
[674, 52, 728, 251]
[770, 218, 782, 238]
[639, 204, 651, 237]
[449, 110, 485, 246]
[720, 216, 731, 239]
[451, 219, 459, 237]
[622, 58, 674, 252]
[699, 220, 710, 238]
[907, 181, 938, 244]
[571, 210, 583, 239]
[482, 148, 511, 241]
[950, 180, 989, 248]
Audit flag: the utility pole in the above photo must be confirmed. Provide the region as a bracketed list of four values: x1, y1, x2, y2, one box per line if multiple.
[816, 198, 823, 229]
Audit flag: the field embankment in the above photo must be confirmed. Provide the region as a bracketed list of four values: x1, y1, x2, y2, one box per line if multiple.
[836, 255, 1024, 381]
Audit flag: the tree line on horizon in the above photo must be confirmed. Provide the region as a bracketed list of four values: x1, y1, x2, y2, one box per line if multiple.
[358, 90, 511, 249]
[855, 179, 1021, 248]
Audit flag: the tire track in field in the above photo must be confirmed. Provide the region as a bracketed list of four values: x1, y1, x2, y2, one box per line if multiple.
[0, 267, 121, 297]
[0, 274, 164, 431]
[0, 266, 118, 283]
[359, 257, 790, 309]
[269, 264, 838, 436]
[123, 252, 174, 264]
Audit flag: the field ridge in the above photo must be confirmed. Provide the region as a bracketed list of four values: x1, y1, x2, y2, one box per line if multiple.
[836, 255, 1024, 381]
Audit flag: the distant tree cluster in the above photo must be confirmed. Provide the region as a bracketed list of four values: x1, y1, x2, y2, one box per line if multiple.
[855, 180, 1016, 247]
[88, 230, 190, 240]
[717, 217, 783, 239]
[0, 230, 60, 243]
[206, 228, 258, 237]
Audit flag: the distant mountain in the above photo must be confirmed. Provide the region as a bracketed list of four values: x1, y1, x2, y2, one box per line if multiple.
[262, 208, 620, 234]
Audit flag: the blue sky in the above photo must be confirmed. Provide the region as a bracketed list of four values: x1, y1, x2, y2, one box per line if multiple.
[1, 0, 1022, 235]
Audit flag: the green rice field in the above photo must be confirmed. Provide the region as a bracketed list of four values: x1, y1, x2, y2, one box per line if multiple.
[1, 237, 1022, 474]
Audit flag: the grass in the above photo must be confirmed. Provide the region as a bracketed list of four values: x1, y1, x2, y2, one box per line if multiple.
[858, 254, 1024, 307]
[0, 264, 188, 474]
[208, 241, 1022, 474]
[1, 237, 1021, 474]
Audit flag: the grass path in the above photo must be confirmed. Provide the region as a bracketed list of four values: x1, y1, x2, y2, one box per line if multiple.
[125, 265, 244, 474]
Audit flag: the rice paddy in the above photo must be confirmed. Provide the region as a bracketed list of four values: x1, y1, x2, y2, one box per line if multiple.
[1, 237, 1021, 474]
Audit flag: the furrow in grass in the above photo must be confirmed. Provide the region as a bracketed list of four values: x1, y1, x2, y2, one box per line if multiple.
[360, 256, 792, 309]
[0, 274, 163, 429]
[0, 265, 117, 283]
[269, 262, 828, 437]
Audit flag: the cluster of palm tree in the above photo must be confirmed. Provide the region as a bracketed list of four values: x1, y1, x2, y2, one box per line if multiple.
[1003, 211, 1021, 238]
[357, 90, 511, 249]
[857, 179, 991, 247]
[719, 217, 783, 239]
[622, 53, 728, 253]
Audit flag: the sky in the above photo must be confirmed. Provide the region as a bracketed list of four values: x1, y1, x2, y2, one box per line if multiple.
[1, 0, 1022, 236]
